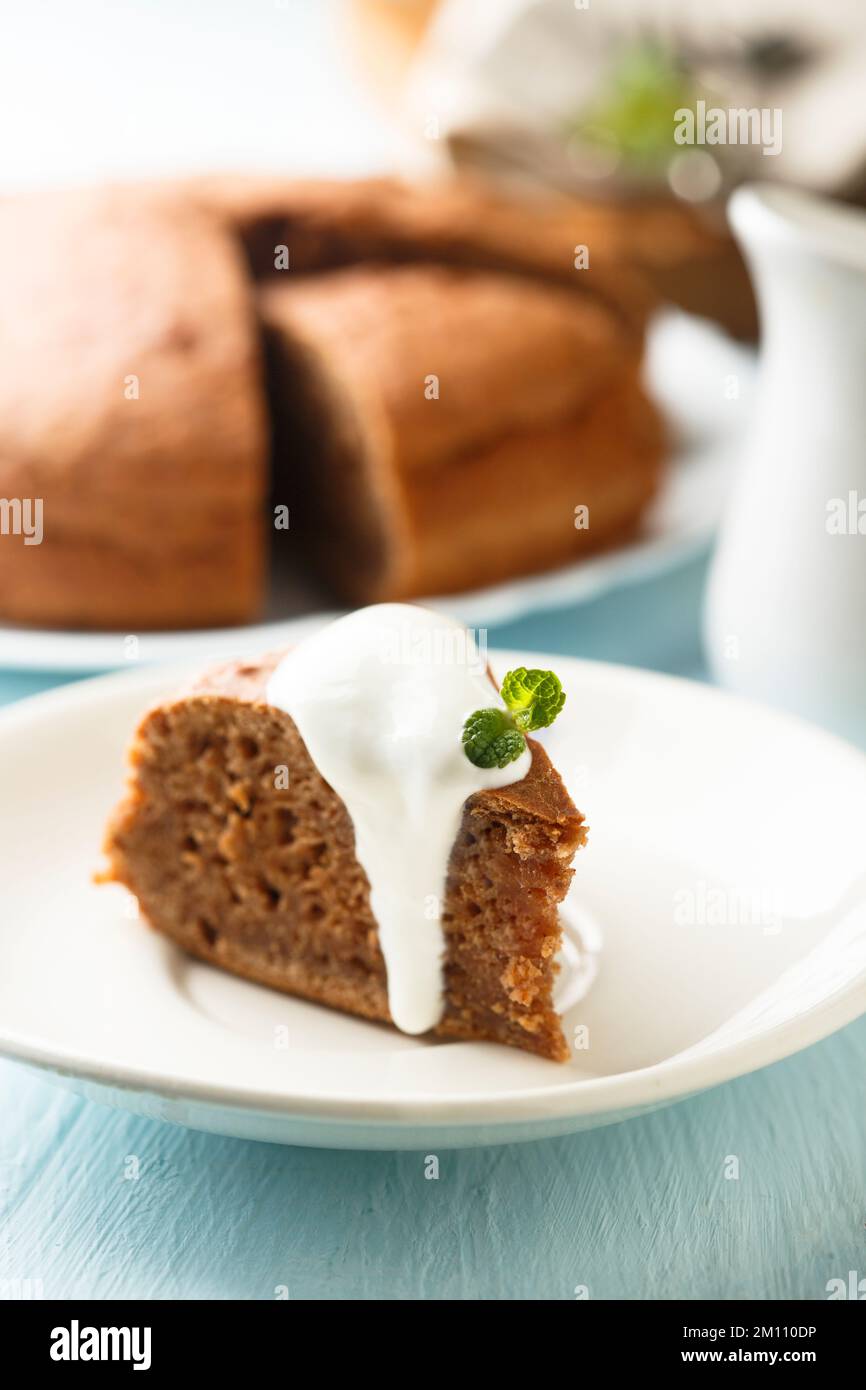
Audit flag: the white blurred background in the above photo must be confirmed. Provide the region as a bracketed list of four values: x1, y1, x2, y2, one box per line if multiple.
[0, 0, 407, 188]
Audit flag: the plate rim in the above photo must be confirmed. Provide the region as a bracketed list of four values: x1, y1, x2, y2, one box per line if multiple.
[1, 654, 865, 1129]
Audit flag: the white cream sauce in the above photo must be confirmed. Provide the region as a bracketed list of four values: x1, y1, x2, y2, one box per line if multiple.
[266, 604, 531, 1033]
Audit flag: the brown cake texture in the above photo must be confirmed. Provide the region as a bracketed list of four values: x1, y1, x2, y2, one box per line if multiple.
[0, 174, 666, 630]
[194, 170, 758, 336]
[193, 172, 655, 329]
[102, 653, 587, 1061]
[260, 261, 663, 602]
[196, 176, 665, 605]
[195, 177, 664, 603]
[0, 186, 268, 630]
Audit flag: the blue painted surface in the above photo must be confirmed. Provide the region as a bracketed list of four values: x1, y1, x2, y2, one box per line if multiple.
[1, 555, 865, 1300]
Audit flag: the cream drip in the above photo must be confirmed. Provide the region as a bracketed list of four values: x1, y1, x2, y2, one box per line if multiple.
[266, 604, 532, 1033]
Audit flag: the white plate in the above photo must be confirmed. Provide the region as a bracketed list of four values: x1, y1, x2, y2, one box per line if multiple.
[0, 314, 754, 672]
[1, 651, 865, 1149]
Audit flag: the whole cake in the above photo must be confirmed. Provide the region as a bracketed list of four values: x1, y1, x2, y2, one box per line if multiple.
[102, 605, 588, 1060]
[0, 175, 665, 631]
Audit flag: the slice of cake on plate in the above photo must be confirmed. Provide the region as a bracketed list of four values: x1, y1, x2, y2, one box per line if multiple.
[101, 605, 588, 1061]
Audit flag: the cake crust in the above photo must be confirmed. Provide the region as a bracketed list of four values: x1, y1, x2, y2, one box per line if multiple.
[191, 172, 655, 329]
[193, 171, 755, 338]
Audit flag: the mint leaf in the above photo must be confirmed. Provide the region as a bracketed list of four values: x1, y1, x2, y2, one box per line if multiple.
[462, 708, 527, 769]
[461, 666, 565, 769]
[499, 668, 565, 732]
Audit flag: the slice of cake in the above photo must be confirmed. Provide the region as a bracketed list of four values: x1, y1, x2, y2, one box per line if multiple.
[260, 262, 663, 604]
[102, 605, 588, 1060]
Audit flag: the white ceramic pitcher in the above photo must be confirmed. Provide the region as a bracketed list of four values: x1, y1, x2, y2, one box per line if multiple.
[704, 184, 866, 744]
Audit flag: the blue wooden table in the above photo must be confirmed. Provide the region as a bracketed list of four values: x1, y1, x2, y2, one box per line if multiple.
[2, 555, 864, 1301]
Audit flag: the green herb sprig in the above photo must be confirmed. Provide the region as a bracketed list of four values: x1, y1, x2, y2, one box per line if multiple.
[462, 668, 565, 769]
